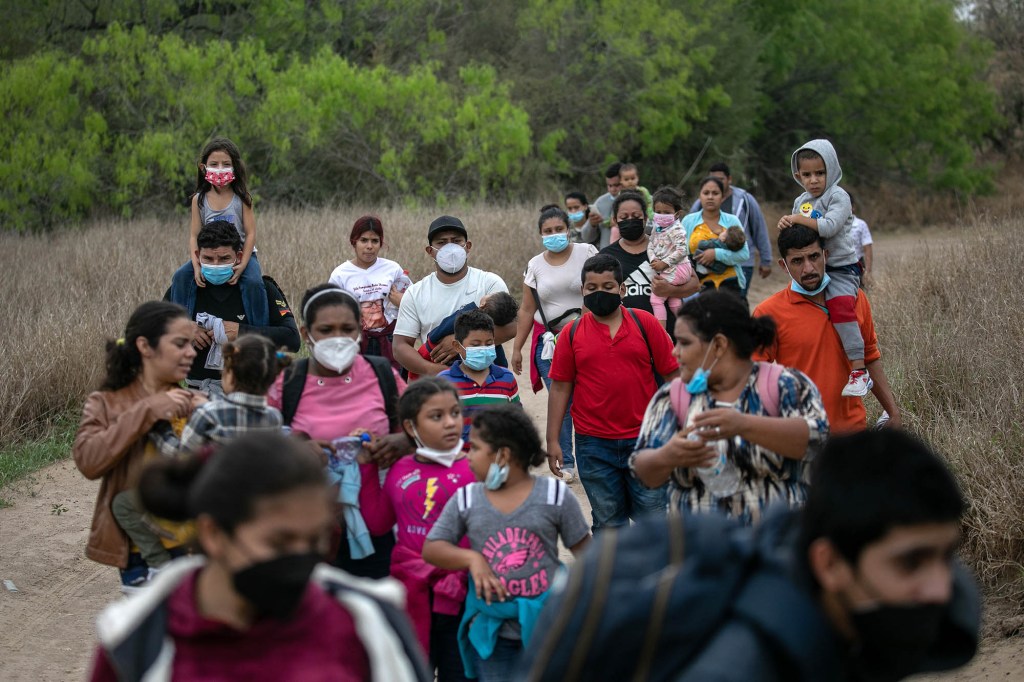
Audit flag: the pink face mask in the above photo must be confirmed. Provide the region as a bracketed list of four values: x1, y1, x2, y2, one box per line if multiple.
[205, 167, 235, 187]
[653, 212, 676, 229]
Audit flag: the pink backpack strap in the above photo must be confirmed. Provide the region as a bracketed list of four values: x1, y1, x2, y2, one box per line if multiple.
[669, 378, 692, 428]
[754, 362, 785, 417]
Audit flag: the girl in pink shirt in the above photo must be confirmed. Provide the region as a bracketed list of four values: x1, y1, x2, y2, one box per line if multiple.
[361, 377, 477, 682]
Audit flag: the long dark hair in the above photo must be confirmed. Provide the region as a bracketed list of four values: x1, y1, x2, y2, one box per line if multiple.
[138, 433, 326, 534]
[194, 137, 252, 209]
[101, 301, 190, 391]
[472, 405, 546, 469]
[678, 290, 775, 359]
[222, 335, 293, 395]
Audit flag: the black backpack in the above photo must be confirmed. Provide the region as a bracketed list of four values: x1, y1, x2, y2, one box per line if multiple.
[567, 307, 665, 387]
[279, 356, 399, 432]
[517, 513, 755, 682]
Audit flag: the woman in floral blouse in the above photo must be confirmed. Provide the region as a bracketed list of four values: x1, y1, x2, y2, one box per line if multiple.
[629, 290, 829, 525]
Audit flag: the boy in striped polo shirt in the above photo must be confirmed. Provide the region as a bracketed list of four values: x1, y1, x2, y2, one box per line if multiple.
[438, 309, 521, 448]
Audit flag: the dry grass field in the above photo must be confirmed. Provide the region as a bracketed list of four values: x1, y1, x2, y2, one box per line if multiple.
[2, 204, 1024, 679]
[0, 203, 1021, 609]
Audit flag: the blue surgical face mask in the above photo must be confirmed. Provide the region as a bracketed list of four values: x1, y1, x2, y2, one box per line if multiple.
[462, 344, 497, 371]
[787, 267, 831, 297]
[542, 232, 570, 253]
[567, 210, 585, 223]
[685, 342, 720, 394]
[201, 263, 234, 285]
[485, 461, 509, 490]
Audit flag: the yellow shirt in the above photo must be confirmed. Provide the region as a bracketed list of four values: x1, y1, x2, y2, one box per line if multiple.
[142, 416, 196, 549]
[689, 222, 738, 288]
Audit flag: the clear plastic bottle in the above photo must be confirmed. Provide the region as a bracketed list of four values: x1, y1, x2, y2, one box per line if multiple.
[385, 270, 413, 320]
[693, 402, 741, 497]
[393, 270, 413, 293]
[329, 433, 372, 468]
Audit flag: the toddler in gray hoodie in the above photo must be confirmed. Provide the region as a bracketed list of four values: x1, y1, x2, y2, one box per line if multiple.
[778, 139, 872, 398]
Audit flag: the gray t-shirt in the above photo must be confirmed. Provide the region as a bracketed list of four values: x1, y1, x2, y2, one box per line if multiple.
[428, 478, 589, 602]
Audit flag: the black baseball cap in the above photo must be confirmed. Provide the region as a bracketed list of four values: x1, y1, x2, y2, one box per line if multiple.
[427, 215, 468, 242]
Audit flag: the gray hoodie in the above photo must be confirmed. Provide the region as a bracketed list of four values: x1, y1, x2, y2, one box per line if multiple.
[790, 139, 856, 266]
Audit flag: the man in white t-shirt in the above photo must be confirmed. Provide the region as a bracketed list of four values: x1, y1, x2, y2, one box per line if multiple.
[850, 208, 874, 289]
[393, 215, 513, 376]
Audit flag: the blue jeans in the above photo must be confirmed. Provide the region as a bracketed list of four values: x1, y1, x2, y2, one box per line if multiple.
[574, 434, 668, 532]
[740, 265, 754, 299]
[468, 636, 522, 682]
[535, 341, 574, 469]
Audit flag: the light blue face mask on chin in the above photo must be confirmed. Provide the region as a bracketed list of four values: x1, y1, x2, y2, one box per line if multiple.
[685, 343, 720, 394]
[485, 460, 509, 490]
[787, 266, 831, 297]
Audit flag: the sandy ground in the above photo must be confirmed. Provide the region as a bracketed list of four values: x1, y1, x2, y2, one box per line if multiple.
[2, 229, 1020, 680]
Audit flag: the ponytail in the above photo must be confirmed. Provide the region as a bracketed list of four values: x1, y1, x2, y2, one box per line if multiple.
[679, 290, 772, 358]
[749, 315, 777, 354]
[100, 301, 189, 391]
[137, 455, 205, 522]
[221, 335, 294, 395]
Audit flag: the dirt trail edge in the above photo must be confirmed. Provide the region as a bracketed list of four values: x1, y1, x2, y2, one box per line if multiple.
[0, 460, 120, 681]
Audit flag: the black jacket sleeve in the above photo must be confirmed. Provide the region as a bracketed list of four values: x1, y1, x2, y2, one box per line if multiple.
[238, 278, 301, 351]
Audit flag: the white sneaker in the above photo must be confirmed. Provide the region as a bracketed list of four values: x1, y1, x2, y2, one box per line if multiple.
[561, 467, 575, 483]
[874, 411, 890, 430]
[841, 369, 873, 397]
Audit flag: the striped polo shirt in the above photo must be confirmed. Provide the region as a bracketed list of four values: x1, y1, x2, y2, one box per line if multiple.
[438, 361, 522, 446]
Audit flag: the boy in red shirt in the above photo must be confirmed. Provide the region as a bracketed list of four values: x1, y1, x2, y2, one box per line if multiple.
[547, 254, 680, 532]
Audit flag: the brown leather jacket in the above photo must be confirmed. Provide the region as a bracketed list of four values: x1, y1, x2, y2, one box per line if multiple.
[73, 382, 176, 568]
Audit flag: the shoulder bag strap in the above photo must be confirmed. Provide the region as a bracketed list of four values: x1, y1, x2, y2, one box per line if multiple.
[754, 362, 785, 417]
[625, 308, 658, 382]
[365, 355, 400, 432]
[280, 358, 309, 427]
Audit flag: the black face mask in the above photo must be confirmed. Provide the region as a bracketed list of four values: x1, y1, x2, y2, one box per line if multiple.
[232, 552, 321, 620]
[617, 218, 646, 241]
[850, 603, 946, 681]
[584, 290, 622, 317]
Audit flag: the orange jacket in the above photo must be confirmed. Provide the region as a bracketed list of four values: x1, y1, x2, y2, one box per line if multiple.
[753, 288, 880, 433]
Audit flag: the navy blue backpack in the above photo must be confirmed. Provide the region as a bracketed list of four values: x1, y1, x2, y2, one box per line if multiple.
[516, 512, 755, 682]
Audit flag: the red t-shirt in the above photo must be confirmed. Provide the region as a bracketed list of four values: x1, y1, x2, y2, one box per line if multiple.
[753, 287, 881, 433]
[549, 308, 679, 439]
[89, 570, 371, 682]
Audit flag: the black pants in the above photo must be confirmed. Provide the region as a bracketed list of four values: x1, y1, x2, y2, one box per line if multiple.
[333, 531, 395, 579]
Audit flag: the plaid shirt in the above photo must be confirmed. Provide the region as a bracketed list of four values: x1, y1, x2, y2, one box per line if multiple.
[150, 392, 283, 456]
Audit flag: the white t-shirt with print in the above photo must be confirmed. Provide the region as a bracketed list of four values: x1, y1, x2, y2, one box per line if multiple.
[328, 257, 406, 331]
[850, 217, 873, 262]
[394, 267, 508, 343]
[524, 243, 598, 329]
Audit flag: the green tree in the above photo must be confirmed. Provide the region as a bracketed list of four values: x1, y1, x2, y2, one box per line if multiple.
[0, 53, 106, 230]
[749, 0, 998, 194]
[251, 50, 531, 202]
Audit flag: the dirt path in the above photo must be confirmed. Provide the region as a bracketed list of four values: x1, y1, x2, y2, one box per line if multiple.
[2, 229, 1018, 681]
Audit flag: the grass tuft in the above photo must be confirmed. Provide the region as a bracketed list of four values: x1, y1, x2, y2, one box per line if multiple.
[872, 220, 1024, 604]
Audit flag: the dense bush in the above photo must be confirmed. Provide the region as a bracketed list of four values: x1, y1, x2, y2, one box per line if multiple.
[0, 0, 1002, 231]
